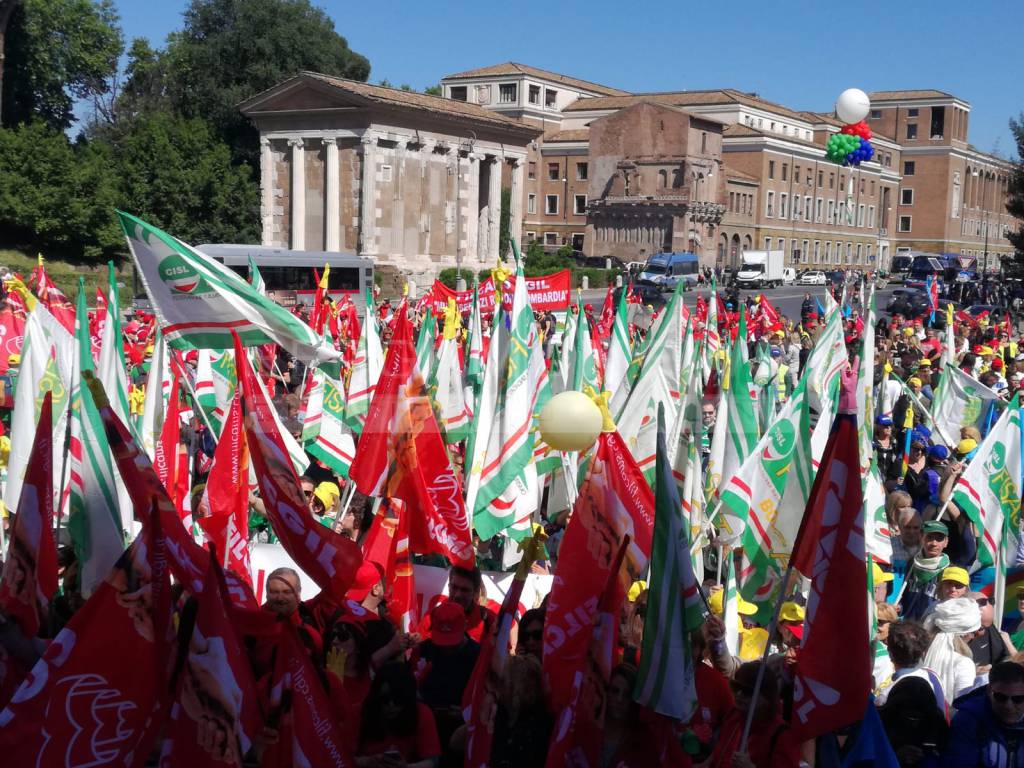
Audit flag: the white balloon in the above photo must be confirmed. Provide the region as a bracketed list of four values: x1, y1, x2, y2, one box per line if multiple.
[538, 390, 604, 452]
[835, 88, 871, 125]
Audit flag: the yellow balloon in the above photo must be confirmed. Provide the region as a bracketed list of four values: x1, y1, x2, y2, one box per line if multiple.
[538, 391, 604, 452]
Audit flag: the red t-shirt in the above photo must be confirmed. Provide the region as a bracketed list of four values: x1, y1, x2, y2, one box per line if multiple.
[358, 701, 441, 761]
[711, 708, 801, 768]
[694, 662, 735, 733]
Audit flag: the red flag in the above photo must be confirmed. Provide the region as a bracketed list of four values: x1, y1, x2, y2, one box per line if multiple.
[543, 430, 654, 710]
[359, 501, 416, 631]
[155, 368, 186, 520]
[159, 556, 262, 768]
[789, 413, 870, 739]
[0, 392, 58, 636]
[348, 310, 474, 568]
[31, 262, 76, 334]
[0, 507, 173, 766]
[90, 376, 259, 610]
[545, 537, 629, 768]
[263, 620, 354, 768]
[595, 285, 615, 339]
[199, 391, 252, 586]
[0, 300, 26, 372]
[235, 333, 363, 603]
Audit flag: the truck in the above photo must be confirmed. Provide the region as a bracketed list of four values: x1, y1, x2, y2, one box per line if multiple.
[637, 251, 700, 291]
[735, 249, 784, 289]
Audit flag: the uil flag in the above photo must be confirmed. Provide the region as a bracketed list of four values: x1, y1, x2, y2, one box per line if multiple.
[236, 333, 362, 603]
[200, 392, 253, 584]
[0, 392, 58, 637]
[790, 413, 871, 739]
[952, 394, 1023, 567]
[0, 506, 173, 765]
[543, 426, 654, 710]
[118, 211, 337, 363]
[348, 310, 474, 568]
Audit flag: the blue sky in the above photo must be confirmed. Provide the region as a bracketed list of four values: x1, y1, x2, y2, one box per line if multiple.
[113, 0, 1023, 158]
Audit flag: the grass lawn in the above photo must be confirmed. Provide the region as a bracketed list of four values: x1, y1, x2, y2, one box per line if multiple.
[0, 249, 136, 308]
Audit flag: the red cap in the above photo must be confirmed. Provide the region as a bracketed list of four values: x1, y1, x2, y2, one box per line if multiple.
[430, 601, 467, 647]
[783, 621, 804, 641]
[973, 345, 984, 355]
[346, 561, 383, 603]
[993, 358, 1004, 370]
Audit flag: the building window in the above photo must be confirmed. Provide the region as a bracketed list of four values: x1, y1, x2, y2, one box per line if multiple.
[701, 132, 708, 153]
[766, 191, 775, 217]
[381, 165, 393, 182]
[856, 243, 863, 263]
[900, 188, 913, 206]
[904, 161, 915, 176]
[778, 238, 786, 252]
[499, 84, 517, 103]
[818, 170, 824, 187]
[906, 124, 918, 140]
[528, 85, 540, 105]
[548, 162, 560, 181]
[815, 198, 823, 222]
[846, 242, 853, 264]
[574, 194, 587, 215]
[804, 196, 812, 222]
[814, 241, 821, 263]
[544, 232, 558, 245]
[802, 240, 809, 263]
[829, 173, 835, 190]
[449, 86, 467, 101]
[857, 204, 865, 227]
[870, 180, 875, 195]
[729, 192, 735, 211]
[764, 237, 772, 249]
[792, 196, 800, 220]
[545, 89, 558, 109]
[870, 109, 881, 119]
[827, 199, 835, 223]
[545, 195, 559, 215]
[528, 161, 536, 180]
[898, 215, 912, 232]
[576, 162, 588, 181]
[868, 205, 875, 228]
[768, 160, 775, 179]
[782, 163, 788, 182]
[779, 193, 788, 219]
[907, 108, 919, 118]
[826, 241, 832, 261]
[527, 194, 537, 214]
[795, 166, 801, 184]
[838, 201, 846, 224]
[525, 231, 536, 242]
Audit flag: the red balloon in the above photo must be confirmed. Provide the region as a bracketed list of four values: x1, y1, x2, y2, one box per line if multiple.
[841, 120, 871, 140]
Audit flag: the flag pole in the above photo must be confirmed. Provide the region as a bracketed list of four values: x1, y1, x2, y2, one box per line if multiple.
[739, 562, 796, 753]
[333, 481, 358, 529]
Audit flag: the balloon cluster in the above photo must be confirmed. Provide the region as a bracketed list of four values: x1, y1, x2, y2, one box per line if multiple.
[826, 88, 876, 167]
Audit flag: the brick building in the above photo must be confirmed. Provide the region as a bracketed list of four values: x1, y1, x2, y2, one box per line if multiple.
[583, 102, 726, 264]
[867, 90, 1015, 269]
[239, 72, 539, 280]
[440, 66, 1018, 272]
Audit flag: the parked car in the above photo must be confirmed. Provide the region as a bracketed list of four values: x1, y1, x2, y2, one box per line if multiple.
[782, 267, 797, 285]
[799, 270, 827, 285]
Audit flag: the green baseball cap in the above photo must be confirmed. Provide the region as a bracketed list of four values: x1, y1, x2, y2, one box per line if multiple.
[923, 520, 948, 537]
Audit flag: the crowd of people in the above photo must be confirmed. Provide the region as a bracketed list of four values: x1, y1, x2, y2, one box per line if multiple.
[4, 258, 1024, 768]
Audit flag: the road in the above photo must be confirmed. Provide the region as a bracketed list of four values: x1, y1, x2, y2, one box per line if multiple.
[579, 283, 901, 323]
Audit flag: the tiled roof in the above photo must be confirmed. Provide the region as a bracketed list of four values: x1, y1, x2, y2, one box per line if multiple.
[868, 89, 957, 101]
[241, 73, 540, 135]
[562, 88, 811, 124]
[542, 128, 590, 142]
[441, 62, 629, 96]
[799, 111, 895, 143]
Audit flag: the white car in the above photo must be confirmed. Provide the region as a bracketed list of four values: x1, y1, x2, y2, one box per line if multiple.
[799, 270, 827, 285]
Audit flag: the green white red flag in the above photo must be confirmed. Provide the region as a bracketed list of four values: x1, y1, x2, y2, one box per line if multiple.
[302, 367, 356, 478]
[634, 405, 702, 719]
[344, 287, 383, 436]
[952, 394, 1022, 567]
[603, 284, 631, 396]
[118, 210, 337, 363]
[719, 307, 759, 496]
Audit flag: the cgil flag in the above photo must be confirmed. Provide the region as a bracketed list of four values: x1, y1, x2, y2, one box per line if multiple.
[118, 211, 337, 363]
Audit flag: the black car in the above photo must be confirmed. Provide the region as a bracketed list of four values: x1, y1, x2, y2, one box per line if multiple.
[886, 289, 930, 317]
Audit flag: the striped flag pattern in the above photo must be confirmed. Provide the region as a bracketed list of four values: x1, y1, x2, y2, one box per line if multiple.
[344, 287, 384, 436]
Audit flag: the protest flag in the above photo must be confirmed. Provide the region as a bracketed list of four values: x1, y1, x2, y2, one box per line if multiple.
[603, 283, 632, 396]
[302, 367, 357, 479]
[344, 286, 383, 436]
[430, 299, 472, 444]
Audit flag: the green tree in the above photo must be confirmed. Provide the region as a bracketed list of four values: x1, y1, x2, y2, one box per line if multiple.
[0, 122, 121, 258]
[157, 0, 370, 164]
[111, 112, 259, 245]
[424, 84, 442, 97]
[1, 0, 122, 130]
[1007, 115, 1024, 261]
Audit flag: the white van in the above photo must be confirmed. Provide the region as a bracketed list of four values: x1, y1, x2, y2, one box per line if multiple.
[782, 267, 797, 285]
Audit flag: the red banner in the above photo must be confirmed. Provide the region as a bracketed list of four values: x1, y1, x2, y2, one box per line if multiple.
[429, 270, 571, 316]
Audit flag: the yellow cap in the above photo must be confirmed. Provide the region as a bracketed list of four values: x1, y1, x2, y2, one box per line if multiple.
[7, 354, 19, 366]
[872, 563, 894, 584]
[980, 346, 994, 355]
[314, 481, 341, 508]
[627, 580, 647, 602]
[908, 377, 922, 388]
[918, 358, 931, 367]
[779, 601, 805, 623]
[709, 588, 757, 616]
[941, 566, 969, 586]
[957, 438, 978, 455]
